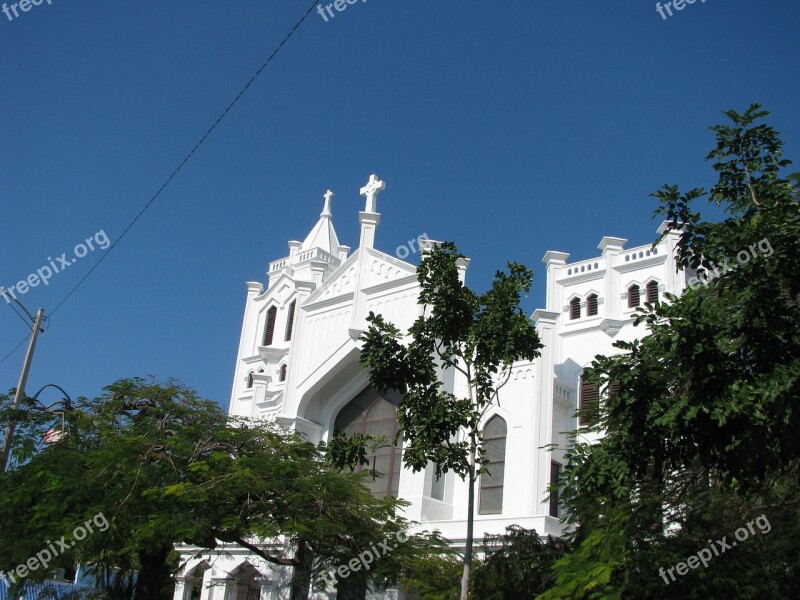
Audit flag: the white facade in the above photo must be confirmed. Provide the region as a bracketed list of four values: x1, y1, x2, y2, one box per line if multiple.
[174, 175, 687, 600]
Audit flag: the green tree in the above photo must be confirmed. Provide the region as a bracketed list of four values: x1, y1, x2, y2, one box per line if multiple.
[360, 243, 543, 600]
[472, 526, 570, 600]
[0, 378, 424, 600]
[542, 105, 800, 599]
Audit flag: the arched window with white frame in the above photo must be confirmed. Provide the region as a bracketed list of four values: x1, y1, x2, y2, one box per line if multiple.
[479, 415, 507, 515]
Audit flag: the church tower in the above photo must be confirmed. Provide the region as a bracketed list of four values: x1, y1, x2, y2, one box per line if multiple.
[228, 188, 350, 421]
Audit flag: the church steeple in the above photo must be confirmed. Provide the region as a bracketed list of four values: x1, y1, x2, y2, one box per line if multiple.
[301, 189, 342, 255]
[267, 189, 349, 287]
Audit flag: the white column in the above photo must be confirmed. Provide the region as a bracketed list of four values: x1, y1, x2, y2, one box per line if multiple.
[530, 310, 559, 516]
[208, 576, 235, 600]
[255, 576, 274, 600]
[172, 575, 191, 600]
[541, 251, 569, 313]
[597, 236, 627, 317]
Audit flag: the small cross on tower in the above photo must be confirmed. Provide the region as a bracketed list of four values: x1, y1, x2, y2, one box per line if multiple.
[359, 174, 385, 213]
[321, 189, 334, 217]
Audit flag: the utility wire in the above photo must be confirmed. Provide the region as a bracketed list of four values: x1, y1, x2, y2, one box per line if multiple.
[0, 336, 28, 368]
[0, 1, 319, 369]
[5, 301, 31, 330]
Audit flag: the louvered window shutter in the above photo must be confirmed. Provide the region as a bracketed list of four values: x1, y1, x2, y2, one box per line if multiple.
[587, 294, 598, 316]
[646, 281, 659, 304]
[628, 285, 640, 308]
[579, 376, 600, 427]
[263, 306, 277, 346]
[285, 301, 296, 341]
[570, 298, 581, 320]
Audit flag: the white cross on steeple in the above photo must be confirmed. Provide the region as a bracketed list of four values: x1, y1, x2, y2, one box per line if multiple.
[359, 174, 385, 213]
[321, 189, 334, 217]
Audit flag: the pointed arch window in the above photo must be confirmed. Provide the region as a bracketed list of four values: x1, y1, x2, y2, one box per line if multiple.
[586, 293, 598, 317]
[263, 306, 277, 346]
[246, 372, 254, 389]
[479, 415, 507, 515]
[569, 297, 581, 320]
[335, 388, 402, 498]
[285, 300, 297, 341]
[279, 364, 287, 382]
[646, 281, 659, 304]
[627, 284, 641, 308]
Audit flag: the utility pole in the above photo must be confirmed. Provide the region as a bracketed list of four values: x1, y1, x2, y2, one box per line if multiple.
[0, 305, 46, 472]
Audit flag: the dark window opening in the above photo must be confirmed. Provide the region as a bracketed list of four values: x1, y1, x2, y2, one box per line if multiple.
[263, 306, 277, 346]
[285, 300, 297, 341]
[628, 285, 640, 308]
[579, 376, 600, 427]
[646, 281, 659, 304]
[587, 294, 598, 316]
[549, 461, 562, 517]
[569, 297, 581, 320]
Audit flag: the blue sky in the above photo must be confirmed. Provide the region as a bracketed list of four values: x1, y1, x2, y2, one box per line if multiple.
[1, 0, 798, 409]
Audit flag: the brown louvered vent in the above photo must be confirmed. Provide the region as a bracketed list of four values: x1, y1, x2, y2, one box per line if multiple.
[569, 298, 581, 320]
[628, 285, 640, 308]
[279, 364, 287, 382]
[579, 376, 600, 427]
[285, 300, 297, 341]
[646, 281, 659, 304]
[263, 306, 277, 346]
[587, 294, 598, 316]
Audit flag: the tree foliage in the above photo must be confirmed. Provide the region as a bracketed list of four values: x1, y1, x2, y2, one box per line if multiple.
[542, 105, 800, 599]
[0, 378, 432, 600]
[359, 242, 543, 599]
[472, 526, 570, 600]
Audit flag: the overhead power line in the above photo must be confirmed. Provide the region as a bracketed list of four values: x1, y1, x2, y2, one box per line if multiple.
[0, 1, 320, 369]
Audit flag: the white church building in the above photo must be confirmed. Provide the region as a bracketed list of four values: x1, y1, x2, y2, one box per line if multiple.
[173, 175, 687, 600]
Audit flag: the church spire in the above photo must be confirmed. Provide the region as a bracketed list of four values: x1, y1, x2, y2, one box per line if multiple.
[300, 189, 342, 255]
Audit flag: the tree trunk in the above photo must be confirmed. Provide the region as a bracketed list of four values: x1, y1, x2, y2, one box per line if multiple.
[460, 436, 477, 600]
[336, 572, 368, 600]
[135, 546, 172, 600]
[290, 540, 314, 600]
